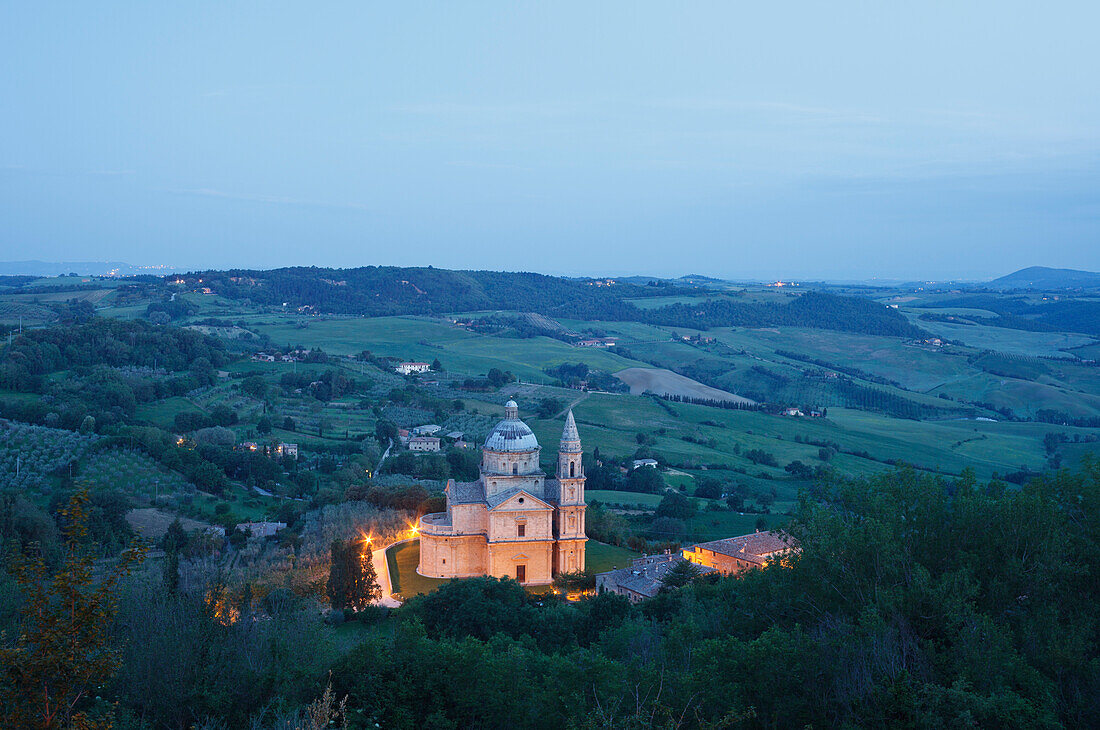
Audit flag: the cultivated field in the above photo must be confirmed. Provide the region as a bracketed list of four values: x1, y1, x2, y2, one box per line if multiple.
[614, 367, 755, 404]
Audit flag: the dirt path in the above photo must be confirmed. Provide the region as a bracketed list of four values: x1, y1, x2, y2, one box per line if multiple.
[551, 392, 589, 419]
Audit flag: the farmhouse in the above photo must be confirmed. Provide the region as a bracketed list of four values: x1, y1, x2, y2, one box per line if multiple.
[395, 361, 431, 375]
[412, 424, 442, 435]
[575, 337, 617, 348]
[632, 458, 658, 469]
[682, 531, 797, 576]
[418, 402, 587, 585]
[596, 552, 716, 602]
[235, 521, 287, 538]
[408, 436, 441, 452]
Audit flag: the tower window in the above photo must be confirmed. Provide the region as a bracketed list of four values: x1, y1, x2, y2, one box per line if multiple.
[513, 463, 518, 475]
[570, 462, 575, 478]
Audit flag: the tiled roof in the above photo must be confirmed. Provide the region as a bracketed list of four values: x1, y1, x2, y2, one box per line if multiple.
[690, 532, 796, 565]
[448, 481, 485, 505]
[598, 554, 716, 598]
[542, 478, 561, 503]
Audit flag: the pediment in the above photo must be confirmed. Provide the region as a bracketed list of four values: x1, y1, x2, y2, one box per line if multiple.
[488, 489, 552, 512]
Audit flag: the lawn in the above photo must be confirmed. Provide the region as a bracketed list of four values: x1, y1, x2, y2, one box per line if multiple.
[135, 396, 198, 429]
[387, 540, 448, 598]
[585, 540, 640, 573]
[587, 490, 664, 507]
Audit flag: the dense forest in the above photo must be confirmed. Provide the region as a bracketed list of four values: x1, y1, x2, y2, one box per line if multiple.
[176, 266, 927, 338]
[3, 466, 1098, 728]
[0, 318, 231, 431]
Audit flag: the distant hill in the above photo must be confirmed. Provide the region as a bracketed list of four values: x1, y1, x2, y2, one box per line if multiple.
[179, 265, 926, 339]
[990, 266, 1100, 289]
[0, 260, 184, 277]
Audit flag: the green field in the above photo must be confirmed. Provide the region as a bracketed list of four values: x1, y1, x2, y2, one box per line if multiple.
[239, 315, 641, 382]
[135, 396, 199, 429]
[715, 326, 973, 392]
[587, 490, 665, 507]
[907, 317, 1096, 358]
[684, 510, 787, 542]
[585, 540, 640, 573]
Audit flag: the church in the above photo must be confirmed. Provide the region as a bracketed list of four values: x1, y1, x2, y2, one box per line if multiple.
[417, 400, 586, 585]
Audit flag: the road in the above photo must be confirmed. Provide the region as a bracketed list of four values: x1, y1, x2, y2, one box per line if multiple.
[375, 437, 393, 476]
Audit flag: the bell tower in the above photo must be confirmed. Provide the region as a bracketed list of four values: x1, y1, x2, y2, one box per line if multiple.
[554, 410, 587, 574]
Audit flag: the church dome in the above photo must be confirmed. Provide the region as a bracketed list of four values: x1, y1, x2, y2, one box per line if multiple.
[484, 402, 540, 453]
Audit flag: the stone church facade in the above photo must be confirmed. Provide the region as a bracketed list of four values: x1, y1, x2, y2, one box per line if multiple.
[418, 400, 587, 585]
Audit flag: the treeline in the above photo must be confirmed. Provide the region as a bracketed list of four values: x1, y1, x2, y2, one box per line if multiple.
[644, 291, 927, 338]
[0, 318, 231, 431]
[659, 393, 761, 410]
[921, 295, 1100, 337]
[322, 466, 1100, 729]
[774, 348, 902, 387]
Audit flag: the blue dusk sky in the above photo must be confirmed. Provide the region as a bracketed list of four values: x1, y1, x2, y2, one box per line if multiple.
[1, 2, 1098, 280]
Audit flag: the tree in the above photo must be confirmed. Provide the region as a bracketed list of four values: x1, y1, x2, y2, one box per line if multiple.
[785, 460, 814, 479]
[283, 415, 296, 431]
[0, 489, 144, 729]
[326, 538, 381, 611]
[694, 477, 724, 499]
[241, 374, 267, 399]
[627, 465, 664, 494]
[486, 368, 515, 388]
[659, 559, 703, 589]
[257, 415, 273, 435]
[430, 358, 443, 371]
[537, 397, 565, 418]
[656, 491, 695, 521]
[552, 570, 596, 593]
[375, 419, 398, 445]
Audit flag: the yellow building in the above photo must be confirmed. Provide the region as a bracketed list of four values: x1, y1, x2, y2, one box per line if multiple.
[418, 401, 587, 585]
[682, 532, 796, 575]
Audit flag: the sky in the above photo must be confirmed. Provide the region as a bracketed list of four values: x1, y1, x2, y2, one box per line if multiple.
[2, 2, 1099, 281]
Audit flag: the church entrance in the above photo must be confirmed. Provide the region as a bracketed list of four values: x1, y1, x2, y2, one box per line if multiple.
[515, 565, 525, 583]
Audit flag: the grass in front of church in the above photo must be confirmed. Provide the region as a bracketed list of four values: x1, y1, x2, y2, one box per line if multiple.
[387, 540, 448, 599]
[387, 540, 642, 599]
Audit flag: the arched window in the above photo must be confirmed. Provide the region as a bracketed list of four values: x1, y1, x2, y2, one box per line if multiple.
[512, 463, 518, 475]
[569, 461, 575, 478]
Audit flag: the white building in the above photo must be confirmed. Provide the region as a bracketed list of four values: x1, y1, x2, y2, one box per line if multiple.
[395, 362, 431, 375]
[409, 436, 441, 452]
